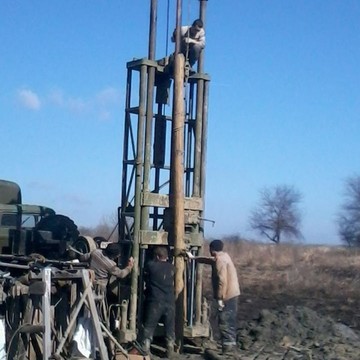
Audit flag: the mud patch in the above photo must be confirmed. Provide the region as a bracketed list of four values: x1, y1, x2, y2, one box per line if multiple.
[237, 305, 360, 359]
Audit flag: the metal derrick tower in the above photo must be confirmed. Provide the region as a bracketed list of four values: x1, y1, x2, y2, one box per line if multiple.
[118, 0, 210, 345]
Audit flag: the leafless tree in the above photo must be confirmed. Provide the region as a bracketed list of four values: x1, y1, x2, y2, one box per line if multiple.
[249, 185, 302, 244]
[79, 213, 118, 242]
[337, 176, 360, 247]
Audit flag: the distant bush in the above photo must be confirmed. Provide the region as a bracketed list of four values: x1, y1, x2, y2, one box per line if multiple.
[79, 213, 118, 242]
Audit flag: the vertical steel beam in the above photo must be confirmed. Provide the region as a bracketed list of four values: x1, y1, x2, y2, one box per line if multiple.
[144, 0, 158, 195]
[193, 0, 208, 326]
[201, 80, 209, 198]
[143, 69, 155, 201]
[196, 80, 210, 325]
[148, 0, 157, 60]
[120, 68, 133, 241]
[143, 0, 157, 196]
[140, 2, 158, 323]
[197, 0, 208, 73]
[153, 105, 166, 230]
[194, 248, 203, 325]
[129, 64, 147, 333]
[193, 80, 204, 197]
[143, 0, 157, 231]
[185, 83, 195, 197]
[174, 0, 182, 55]
[193, 79, 204, 324]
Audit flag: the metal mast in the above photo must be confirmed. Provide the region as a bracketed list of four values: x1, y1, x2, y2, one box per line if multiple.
[118, 0, 210, 345]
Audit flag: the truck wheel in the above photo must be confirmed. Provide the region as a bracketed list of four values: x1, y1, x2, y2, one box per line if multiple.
[72, 235, 97, 254]
[35, 214, 79, 243]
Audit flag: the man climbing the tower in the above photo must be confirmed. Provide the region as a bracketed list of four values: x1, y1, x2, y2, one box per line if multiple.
[171, 18, 205, 71]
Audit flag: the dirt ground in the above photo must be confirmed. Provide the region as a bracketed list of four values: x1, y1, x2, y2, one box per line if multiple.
[169, 288, 360, 360]
[234, 290, 360, 359]
[159, 243, 360, 360]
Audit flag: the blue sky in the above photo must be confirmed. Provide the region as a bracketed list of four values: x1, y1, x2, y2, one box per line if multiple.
[1, 1, 359, 245]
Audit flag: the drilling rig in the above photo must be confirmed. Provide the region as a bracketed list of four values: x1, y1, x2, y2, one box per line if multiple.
[117, 0, 211, 349]
[0, 1, 212, 359]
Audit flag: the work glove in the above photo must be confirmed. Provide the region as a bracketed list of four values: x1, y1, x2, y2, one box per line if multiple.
[127, 257, 134, 269]
[29, 253, 46, 263]
[217, 300, 225, 312]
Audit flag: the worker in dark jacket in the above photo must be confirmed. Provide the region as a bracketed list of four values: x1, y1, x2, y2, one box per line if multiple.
[141, 246, 175, 357]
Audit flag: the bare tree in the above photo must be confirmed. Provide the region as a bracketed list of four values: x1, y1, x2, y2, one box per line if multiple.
[249, 185, 302, 244]
[337, 176, 360, 247]
[79, 212, 119, 242]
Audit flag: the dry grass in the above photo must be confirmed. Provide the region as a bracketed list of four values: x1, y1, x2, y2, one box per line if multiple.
[198, 239, 360, 329]
[202, 238, 360, 306]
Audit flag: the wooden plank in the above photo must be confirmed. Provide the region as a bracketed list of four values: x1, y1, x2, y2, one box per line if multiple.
[139, 230, 168, 245]
[42, 268, 52, 360]
[81, 270, 109, 360]
[142, 192, 203, 210]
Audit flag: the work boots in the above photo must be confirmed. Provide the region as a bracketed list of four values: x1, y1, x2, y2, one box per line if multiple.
[166, 340, 178, 359]
[142, 338, 151, 355]
[222, 344, 241, 359]
[223, 344, 234, 354]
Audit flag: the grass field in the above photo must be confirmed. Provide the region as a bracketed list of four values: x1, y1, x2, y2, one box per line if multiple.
[201, 239, 360, 331]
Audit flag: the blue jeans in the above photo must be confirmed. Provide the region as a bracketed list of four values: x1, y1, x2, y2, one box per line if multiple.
[218, 296, 238, 346]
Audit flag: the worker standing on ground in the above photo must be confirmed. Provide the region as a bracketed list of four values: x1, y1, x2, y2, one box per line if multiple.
[171, 18, 205, 70]
[187, 239, 241, 357]
[140, 246, 176, 358]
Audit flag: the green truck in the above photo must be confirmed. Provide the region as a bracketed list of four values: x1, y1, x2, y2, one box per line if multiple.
[0, 179, 80, 259]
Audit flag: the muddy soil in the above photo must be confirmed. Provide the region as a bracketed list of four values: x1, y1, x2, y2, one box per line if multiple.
[150, 290, 360, 360]
[150, 256, 360, 360]
[236, 305, 360, 359]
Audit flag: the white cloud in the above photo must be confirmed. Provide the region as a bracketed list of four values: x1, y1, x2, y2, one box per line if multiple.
[17, 89, 41, 110]
[48, 89, 65, 106]
[99, 110, 111, 121]
[17, 86, 122, 120]
[96, 87, 121, 106]
[67, 97, 87, 114]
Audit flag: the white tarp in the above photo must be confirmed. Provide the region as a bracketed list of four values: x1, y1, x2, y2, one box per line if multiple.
[72, 315, 97, 358]
[0, 317, 6, 360]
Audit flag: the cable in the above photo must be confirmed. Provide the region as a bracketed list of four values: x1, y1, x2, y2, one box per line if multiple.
[7, 322, 32, 358]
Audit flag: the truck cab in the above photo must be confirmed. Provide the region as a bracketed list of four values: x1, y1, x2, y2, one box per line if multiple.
[0, 180, 79, 258]
[0, 203, 56, 254]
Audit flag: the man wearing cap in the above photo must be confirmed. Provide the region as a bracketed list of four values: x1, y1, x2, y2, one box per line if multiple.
[80, 242, 134, 291]
[187, 240, 240, 356]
